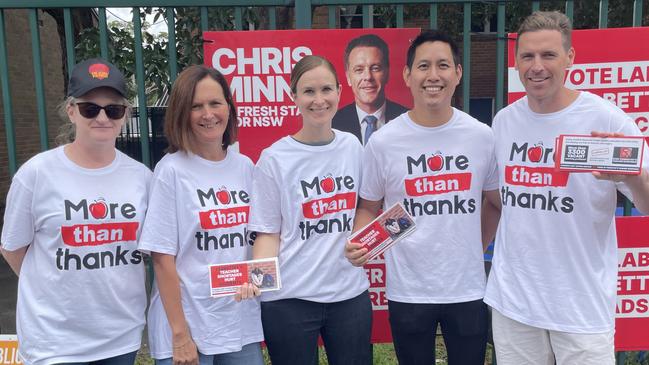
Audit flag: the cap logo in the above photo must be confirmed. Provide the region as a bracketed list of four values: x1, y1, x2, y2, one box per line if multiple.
[88, 63, 110, 80]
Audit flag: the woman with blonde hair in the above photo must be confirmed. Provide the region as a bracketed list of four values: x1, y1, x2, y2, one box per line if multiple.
[1, 58, 151, 364]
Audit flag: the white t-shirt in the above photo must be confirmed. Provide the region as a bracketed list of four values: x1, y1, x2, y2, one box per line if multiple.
[1, 146, 151, 365]
[484, 91, 649, 333]
[138, 149, 263, 358]
[248, 132, 369, 302]
[361, 109, 498, 303]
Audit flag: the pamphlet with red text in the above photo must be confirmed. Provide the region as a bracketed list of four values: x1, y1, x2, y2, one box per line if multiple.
[555, 134, 644, 174]
[349, 203, 416, 261]
[209, 257, 281, 297]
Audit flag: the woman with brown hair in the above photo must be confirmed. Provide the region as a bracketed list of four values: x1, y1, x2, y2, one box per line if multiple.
[138, 65, 263, 365]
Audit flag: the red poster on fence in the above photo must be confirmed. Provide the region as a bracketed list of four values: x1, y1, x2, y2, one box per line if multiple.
[615, 216, 649, 351]
[203, 28, 418, 162]
[204, 28, 420, 343]
[508, 27, 649, 138]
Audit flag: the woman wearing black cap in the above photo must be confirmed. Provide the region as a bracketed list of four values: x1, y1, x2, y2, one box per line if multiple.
[0, 58, 151, 365]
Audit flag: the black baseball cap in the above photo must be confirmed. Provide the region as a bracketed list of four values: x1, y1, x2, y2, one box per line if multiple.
[67, 58, 126, 97]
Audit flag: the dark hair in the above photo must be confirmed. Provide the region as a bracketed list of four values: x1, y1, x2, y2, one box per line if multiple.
[290, 55, 340, 94]
[406, 30, 461, 70]
[164, 65, 238, 153]
[344, 34, 389, 70]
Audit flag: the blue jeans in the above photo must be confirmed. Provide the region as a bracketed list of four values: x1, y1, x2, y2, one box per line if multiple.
[260, 291, 372, 365]
[55, 350, 138, 365]
[388, 299, 488, 365]
[155, 342, 263, 365]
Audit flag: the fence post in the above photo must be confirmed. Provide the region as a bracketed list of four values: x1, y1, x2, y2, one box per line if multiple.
[295, 0, 312, 29]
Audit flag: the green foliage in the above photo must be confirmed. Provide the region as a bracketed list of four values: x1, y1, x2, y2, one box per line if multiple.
[75, 17, 168, 103]
[74, 7, 262, 105]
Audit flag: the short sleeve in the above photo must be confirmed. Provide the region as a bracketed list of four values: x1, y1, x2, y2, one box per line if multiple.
[359, 140, 385, 202]
[138, 170, 179, 255]
[248, 156, 283, 233]
[612, 112, 649, 200]
[1, 175, 35, 251]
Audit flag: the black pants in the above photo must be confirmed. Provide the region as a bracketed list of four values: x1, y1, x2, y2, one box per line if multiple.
[261, 291, 373, 365]
[388, 299, 488, 365]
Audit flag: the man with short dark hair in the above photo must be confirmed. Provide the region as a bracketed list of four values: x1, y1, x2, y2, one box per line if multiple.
[483, 11, 649, 365]
[333, 34, 407, 145]
[346, 30, 499, 365]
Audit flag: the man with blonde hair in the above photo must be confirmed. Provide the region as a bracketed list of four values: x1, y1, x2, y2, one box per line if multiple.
[483, 11, 649, 365]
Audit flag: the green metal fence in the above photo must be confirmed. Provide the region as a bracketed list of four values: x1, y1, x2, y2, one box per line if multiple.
[1, 0, 646, 174]
[0, 0, 648, 362]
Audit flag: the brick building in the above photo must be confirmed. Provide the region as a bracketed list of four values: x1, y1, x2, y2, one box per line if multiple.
[0, 9, 66, 214]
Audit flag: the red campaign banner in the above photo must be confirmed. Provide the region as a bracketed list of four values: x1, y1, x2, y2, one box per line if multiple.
[203, 28, 419, 162]
[615, 216, 649, 351]
[364, 256, 391, 343]
[507, 27, 649, 138]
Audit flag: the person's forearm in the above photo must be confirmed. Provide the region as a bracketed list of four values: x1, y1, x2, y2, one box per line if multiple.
[352, 199, 383, 233]
[626, 170, 649, 215]
[1, 246, 28, 276]
[252, 232, 280, 259]
[481, 200, 500, 252]
[152, 253, 191, 340]
[481, 190, 502, 252]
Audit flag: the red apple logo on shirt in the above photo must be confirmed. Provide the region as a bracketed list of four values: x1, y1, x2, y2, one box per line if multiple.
[528, 143, 543, 163]
[427, 152, 444, 171]
[216, 186, 231, 204]
[320, 175, 335, 193]
[89, 198, 108, 219]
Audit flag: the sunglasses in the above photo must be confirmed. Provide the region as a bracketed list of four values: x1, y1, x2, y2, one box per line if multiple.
[76, 102, 127, 120]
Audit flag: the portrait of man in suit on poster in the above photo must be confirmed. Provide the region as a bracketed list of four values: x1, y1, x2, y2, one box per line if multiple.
[332, 34, 408, 145]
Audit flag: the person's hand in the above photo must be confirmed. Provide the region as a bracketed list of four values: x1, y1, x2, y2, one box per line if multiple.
[172, 332, 198, 365]
[590, 131, 634, 182]
[235, 282, 261, 302]
[345, 240, 371, 267]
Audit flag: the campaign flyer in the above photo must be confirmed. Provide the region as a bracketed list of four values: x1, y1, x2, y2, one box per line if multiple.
[349, 203, 416, 261]
[555, 135, 645, 174]
[209, 257, 281, 297]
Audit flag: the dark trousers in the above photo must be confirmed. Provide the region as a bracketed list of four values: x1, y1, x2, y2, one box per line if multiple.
[389, 299, 488, 365]
[261, 291, 373, 365]
[55, 350, 138, 365]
